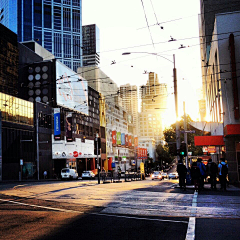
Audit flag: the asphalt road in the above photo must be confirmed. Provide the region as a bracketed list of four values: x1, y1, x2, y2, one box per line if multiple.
[0, 178, 239, 240]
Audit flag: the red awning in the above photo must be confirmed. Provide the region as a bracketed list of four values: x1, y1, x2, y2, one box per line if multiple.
[224, 124, 240, 136]
[194, 135, 225, 146]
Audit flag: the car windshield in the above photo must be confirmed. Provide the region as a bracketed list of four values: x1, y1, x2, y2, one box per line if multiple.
[154, 172, 160, 175]
[62, 169, 70, 173]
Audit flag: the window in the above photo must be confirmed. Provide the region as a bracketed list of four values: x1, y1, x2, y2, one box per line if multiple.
[44, 4, 51, 29]
[54, 6, 61, 30]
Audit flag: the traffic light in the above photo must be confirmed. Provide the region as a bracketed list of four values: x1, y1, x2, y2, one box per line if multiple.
[94, 138, 101, 155]
[180, 143, 187, 156]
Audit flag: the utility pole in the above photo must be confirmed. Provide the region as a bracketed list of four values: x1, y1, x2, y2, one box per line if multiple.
[183, 101, 188, 168]
[173, 54, 181, 162]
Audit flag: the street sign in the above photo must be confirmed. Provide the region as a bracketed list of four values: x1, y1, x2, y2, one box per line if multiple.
[181, 130, 196, 133]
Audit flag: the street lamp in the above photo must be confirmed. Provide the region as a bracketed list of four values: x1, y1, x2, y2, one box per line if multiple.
[122, 52, 181, 161]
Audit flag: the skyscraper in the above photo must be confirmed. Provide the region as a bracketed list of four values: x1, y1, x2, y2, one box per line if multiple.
[0, 0, 82, 72]
[82, 24, 100, 67]
[139, 72, 168, 145]
[120, 84, 138, 135]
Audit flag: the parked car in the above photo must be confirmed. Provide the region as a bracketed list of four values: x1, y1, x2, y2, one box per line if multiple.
[61, 168, 78, 180]
[168, 172, 179, 179]
[151, 171, 163, 180]
[81, 171, 95, 179]
[161, 172, 168, 179]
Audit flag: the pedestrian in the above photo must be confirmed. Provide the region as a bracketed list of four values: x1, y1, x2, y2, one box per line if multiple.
[197, 158, 206, 190]
[43, 170, 47, 179]
[218, 157, 228, 191]
[177, 159, 187, 190]
[117, 166, 121, 180]
[190, 162, 201, 191]
[208, 158, 218, 190]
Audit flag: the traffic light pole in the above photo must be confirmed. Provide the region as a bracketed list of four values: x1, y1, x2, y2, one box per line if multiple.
[173, 54, 181, 162]
[183, 102, 188, 168]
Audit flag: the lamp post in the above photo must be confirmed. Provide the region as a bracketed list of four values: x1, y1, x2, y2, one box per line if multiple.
[122, 52, 181, 161]
[95, 132, 100, 184]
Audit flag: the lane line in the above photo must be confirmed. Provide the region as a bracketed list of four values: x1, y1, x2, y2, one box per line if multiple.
[92, 212, 188, 223]
[185, 190, 198, 240]
[0, 198, 188, 224]
[0, 198, 83, 214]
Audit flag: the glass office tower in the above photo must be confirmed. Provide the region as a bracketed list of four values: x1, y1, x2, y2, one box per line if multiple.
[0, 0, 82, 72]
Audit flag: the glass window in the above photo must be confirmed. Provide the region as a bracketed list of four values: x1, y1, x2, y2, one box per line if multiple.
[44, 4, 51, 29]
[54, 32, 62, 57]
[44, 31, 52, 52]
[63, 7, 71, 32]
[34, 0, 42, 27]
[63, 34, 71, 58]
[72, 9, 80, 33]
[54, 6, 61, 30]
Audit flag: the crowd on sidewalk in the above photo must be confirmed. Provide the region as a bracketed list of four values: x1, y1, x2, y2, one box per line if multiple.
[177, 157, 229, 192]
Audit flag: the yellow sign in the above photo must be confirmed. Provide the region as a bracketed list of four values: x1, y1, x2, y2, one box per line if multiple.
[140, 162, 145, 174]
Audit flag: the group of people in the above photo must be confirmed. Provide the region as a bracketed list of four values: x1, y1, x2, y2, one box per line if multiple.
[177, 157, 228, 192]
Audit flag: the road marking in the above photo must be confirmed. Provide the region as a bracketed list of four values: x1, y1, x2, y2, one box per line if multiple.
[0, 198, 188, 224]
[92, 212, 189, 224]
[185, 190, 198, 240]
[0, 198, 84, 214]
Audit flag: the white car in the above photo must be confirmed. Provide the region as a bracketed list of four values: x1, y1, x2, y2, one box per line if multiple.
[151, 171, 163, 180]
[161, 172, 168, 179]
[61, 168, 78, 180]
[81, 171, 95, 179]
[168, 172, 179, 179]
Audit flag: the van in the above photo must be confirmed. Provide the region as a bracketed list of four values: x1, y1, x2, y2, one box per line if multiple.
[61, 168, 78, 180]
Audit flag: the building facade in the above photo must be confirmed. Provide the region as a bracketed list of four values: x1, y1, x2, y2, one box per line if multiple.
[0, 0, 83, 72]
[197, 10, 240, 183]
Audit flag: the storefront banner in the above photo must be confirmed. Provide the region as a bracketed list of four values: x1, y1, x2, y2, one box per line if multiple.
[66, 112, 72, 142]
[121, 133, 125, 146]
[208, 146, 216, 153]
[54, 108, 61, 139]
[128, 135, 132, 147]
[117, 132, 121, 146]
[134, 137, 138, 148]
[125, 134, 128, 147]
[112, 130, 116, 145]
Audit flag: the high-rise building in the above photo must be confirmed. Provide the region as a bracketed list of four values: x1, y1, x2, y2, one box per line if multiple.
[120, 84, 138, 135]
[139, 72, 168, 145]
[82, 24, 100, 67]
[0, 0, 82, 72]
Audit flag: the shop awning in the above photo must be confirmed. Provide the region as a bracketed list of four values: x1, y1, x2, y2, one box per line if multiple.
[224, 124, 240, 136]
[194, 135, 225, 146]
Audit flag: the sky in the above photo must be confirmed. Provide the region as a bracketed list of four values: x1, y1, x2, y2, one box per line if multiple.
[82, 0, 203, 126]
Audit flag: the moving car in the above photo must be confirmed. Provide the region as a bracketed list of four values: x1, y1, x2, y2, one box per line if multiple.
[61, 168, 78, 180]
[161, 172, 168, 179]
[151, 171, 163, 180]
[81, 171, 95, 179]
[168, 172, 179, 179]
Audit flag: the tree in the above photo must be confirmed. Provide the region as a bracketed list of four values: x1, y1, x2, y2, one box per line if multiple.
[163, 115, 203, 156]
[156, 144, 174, 168]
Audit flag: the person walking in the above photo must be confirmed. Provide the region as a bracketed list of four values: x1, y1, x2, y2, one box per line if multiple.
[43, 170, 47, 179]
[177, 159, 187, 190]
[208, 158, 218, 190]
[197, 158, 206, 190]
[190, 162, 201, 191]
[218, 157, 228, 191]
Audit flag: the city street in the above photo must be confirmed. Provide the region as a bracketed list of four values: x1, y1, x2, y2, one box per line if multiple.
[0, 178, 239, 240]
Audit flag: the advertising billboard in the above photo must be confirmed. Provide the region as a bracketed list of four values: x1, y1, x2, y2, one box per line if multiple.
[117, 132, 121, 146]
[54, 108, 61, 140]
[121, 133, 125, 147]
[112, 130, 116, 146]
[56, 61, 88, 115]
[125, 134, 128, 147]
[66, 112, 73, 142]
